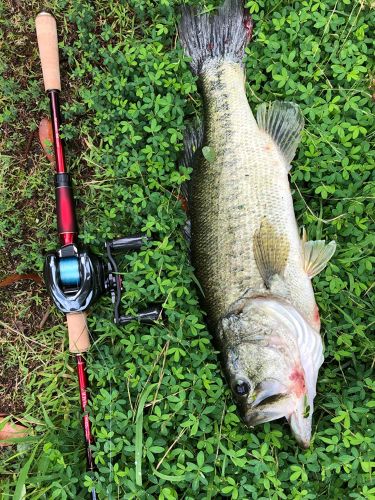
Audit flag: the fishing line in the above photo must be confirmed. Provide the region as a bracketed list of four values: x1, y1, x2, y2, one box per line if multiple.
[84, 316, 115, 497]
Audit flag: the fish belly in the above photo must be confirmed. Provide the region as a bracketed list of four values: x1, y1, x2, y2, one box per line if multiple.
[190, 62, 317, 328]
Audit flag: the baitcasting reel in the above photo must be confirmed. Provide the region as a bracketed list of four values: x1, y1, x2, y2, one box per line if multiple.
[44, 236, 162, 325]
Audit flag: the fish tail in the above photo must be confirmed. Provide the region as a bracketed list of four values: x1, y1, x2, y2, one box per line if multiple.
[178, 0, 253, 75]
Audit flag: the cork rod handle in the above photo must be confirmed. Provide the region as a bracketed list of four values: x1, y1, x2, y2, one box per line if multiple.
[35, 12, 61, 91]
[66, 312, 91, 354]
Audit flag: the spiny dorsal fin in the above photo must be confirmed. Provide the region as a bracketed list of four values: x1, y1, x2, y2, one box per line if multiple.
[180, 122, 204, 246]
[180, 121, 204, 212]
[257, 101, 304, 169]
[181, 122, 204, 173]
[303, 239, 336, 278]
[254, 220, 290, 288]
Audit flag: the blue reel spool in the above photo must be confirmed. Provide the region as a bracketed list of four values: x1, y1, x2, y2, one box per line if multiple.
[59, 257, 80, 287]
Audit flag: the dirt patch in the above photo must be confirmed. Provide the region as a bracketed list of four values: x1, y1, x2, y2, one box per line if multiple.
[0, 359, 25, 415]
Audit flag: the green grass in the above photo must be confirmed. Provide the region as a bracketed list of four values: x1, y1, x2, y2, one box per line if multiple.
[0, 0, 374, 498]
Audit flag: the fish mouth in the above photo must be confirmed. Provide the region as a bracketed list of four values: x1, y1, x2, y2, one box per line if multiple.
[292, 433, 310, 449]
[288, 396, 313, 448]
[243, 403, 288, 427]
[242, 391, 313, 449]
[241, 380, 292, 427]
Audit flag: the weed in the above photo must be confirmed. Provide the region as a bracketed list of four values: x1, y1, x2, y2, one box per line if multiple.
[0, 0, 374, 498]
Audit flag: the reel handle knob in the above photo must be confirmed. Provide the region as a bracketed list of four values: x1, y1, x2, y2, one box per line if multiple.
[108, 236, 148, 252]
[35, 12, 61, 92]
[138, 307, 163, 324]
[117, 306, 163, 325]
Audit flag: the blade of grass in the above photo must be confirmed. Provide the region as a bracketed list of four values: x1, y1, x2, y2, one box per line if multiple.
[135, 383, 156, 487]
[12, 443, 39, 500]
[151, 466, 187, 482]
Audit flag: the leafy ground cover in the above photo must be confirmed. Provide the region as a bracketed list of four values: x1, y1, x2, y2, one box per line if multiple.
[0, 0, 374, 498]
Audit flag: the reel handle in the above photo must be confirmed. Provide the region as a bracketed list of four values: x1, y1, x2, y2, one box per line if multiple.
[35, 12, 61, 91]
[117, 306, 163, 325]
[108, 236, 148, 252]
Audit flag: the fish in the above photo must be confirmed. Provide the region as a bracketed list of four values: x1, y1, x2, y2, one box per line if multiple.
[178, 0, 336, 447]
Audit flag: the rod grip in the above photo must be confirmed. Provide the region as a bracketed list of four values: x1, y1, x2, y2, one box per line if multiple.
[35, 12, 61, 91]
[67, 312, 90, 353]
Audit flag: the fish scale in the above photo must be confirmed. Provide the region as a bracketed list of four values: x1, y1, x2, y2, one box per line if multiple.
[192, 62, 317, 327]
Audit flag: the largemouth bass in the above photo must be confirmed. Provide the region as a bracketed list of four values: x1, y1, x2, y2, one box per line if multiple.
[179, 0, 336, 447]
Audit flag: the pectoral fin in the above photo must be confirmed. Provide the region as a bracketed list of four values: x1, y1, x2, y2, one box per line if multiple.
[254, 220, 290, 288]
[303, 238, 336, 278]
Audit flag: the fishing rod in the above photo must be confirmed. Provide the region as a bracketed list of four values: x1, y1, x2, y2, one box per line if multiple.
[35, 12, 161, 498]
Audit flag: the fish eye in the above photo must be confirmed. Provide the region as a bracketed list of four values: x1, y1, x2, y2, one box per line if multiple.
[234, 380, 250, 397]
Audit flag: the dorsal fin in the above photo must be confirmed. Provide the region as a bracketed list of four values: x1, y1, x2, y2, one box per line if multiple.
[180, 122, 204, 245]
[253, 220, 290, 288]
[257, 101, 304, 169]
[181, 122, 204, 174]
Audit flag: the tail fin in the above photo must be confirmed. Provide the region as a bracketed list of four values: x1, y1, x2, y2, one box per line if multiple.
[178, 0, 253, 75]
